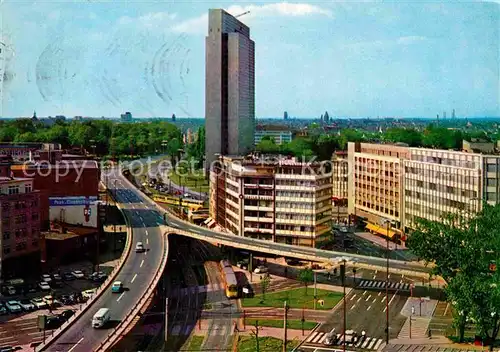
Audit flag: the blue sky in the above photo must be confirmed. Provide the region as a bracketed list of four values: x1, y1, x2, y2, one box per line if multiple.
[1, 1, 499, 118]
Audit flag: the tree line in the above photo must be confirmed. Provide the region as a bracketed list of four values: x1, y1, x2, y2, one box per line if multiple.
[255, 124, 495, 161]
[0, 119, 183, 159]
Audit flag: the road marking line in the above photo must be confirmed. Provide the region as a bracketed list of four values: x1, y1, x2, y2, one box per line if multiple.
[350, 294, 357, 301]
[372, 275, 376, 279]
[363, 290, 367, 295]
[145, 230, 149, 236]
[131, 273, 138, 283]
[116, 292, 126, 302]
[144, 251, 147, 256]
[365, 295, 372, 302]
[388, 274, 391, 279]
[356, 296, 362, 303]
[382, 296, 387, 302]
[367, 305, 371, 311]
[140, 260, 144, 268]
[350, 304, 356, 310]
[68, 337, 84, 352]
[372, 298, 377, 304]
[146, 238, 149, 245]
[378, 292, 382, 296]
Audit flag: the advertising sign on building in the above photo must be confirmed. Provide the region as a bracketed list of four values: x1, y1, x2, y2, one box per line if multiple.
[49, 196, 98, 228]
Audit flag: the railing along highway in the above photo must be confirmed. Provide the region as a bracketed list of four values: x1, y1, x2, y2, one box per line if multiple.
[96, 234, 169, 351]
[37, 185, 133, 351]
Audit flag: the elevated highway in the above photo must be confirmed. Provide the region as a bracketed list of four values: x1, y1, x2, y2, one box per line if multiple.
[40, 164, 432, 351]
[41, 168, 167, 352]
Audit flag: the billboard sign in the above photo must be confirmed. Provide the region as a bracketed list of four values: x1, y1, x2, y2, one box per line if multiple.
[49, 196, 98, 227]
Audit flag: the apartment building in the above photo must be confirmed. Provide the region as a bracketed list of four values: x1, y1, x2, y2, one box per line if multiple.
[348, 142, 500, 240]
[332, 152, 348, 222]
[0, 176, 41, 279]
[403, 149, 482, 231]
[347, 142, 409, 239]
[210, 155, 332, 247]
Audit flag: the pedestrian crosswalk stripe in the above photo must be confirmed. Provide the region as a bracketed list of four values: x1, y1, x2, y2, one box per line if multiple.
[305, 332, 383, 350]
[358, 279, 410, 291]
[306, 331, 319, 342]
[312, 332, 323, 343]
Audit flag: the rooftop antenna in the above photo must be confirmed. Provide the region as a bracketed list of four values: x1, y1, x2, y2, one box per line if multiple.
[235, 11, 250, 18]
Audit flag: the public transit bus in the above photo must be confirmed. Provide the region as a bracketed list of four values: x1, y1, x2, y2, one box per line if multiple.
[220, 260, 239, 299]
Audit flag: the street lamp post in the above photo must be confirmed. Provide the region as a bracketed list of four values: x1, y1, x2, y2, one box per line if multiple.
[334, 256, 350, 352]
[381, 218, 395, 345]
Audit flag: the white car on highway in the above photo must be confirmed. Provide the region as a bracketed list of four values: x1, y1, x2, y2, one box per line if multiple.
[71, 270, 85, 279]
[5, 301, 22, 313]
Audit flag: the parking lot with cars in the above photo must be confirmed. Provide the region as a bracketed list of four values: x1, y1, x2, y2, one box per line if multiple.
[0, 269, 111, 349]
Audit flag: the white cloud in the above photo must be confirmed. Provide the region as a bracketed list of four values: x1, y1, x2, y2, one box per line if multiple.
[397, 36, 427, 45]
[172, 2, 333, 35]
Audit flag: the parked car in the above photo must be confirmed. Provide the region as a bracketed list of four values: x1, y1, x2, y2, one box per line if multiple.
[18, 299, 35, 312]
[135, 242, 145, 253]
[0, 347, 22, 352]
[62, 272, 75, 281]
[4, 286, 16, 296]
[5, 301, 22, 313]
[285, 258, 301, 266]
[31, 297, 48, 309]
[89, 272, 107, 282]
[0, 303, 7, 315]
[43, 295, 60, 307]
[41, 274, 52, 283]
[45, 315, 62, 329]
[58, 309, 75, 322]
[253, 265, 268, 274]
[236, 259, 249, 269]
[38, 282, 51, 291]
[82, 289, 97, 300]
[22, 283, 38, 294]
[60, 295, 73, 305]
[52, 273, 62, 281]
[71, 270, 85, 279]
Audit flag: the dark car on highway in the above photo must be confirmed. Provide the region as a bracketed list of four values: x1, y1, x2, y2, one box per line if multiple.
[45, 315, 62, 329]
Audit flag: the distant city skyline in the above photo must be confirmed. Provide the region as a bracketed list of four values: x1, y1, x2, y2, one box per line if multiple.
[1, 1, 499, 118]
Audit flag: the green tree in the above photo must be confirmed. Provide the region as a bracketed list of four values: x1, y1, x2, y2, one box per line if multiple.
[408, 204, 500, 347]
[260, 274, 270, 303]
[383, 128, 423, 147]
[298, 268, 314, 295]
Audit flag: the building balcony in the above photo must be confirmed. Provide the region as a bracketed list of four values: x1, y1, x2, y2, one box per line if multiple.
[275, 196, 314, 202]
[275, 174, 317, 180]
[275, 207, 314, 214]
[244, 227, 273, 234]
[244, 205, 273, 212]
[275, 185, 315, 192]
[275, 229, 315, 237]
[244, 183, 259, 189]
[244, 194, 273, 200]
[275, 218, 314, 226]
[244, 216, 274, 223]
